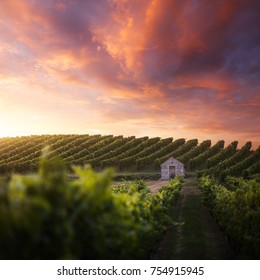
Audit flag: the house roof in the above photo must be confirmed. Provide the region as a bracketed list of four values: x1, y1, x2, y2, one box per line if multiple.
[160, 157, 184, 167]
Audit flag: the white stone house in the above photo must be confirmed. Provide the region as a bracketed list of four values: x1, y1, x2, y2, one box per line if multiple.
[160, 157, 185, 180]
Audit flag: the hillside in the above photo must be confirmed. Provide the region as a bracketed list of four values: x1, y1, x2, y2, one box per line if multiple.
[0, 135, 259, 260]
[0, 134, 259, 180]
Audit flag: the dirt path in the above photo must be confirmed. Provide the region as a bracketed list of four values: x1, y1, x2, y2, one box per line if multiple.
[146, 180, 168, 194]
[154, 175, 237, 260]
[113, 180, 167, 194]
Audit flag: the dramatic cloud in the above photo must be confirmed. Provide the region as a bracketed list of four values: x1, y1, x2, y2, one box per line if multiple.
[0, 0, 259, 147]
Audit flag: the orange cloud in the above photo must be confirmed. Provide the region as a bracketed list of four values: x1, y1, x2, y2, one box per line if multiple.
[0, 0, 259, 148]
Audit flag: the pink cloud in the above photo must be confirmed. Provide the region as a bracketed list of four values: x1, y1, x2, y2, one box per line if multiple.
[0, 0, 259, 148]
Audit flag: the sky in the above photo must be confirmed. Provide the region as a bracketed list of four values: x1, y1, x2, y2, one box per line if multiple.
[0, 0, 259, 148]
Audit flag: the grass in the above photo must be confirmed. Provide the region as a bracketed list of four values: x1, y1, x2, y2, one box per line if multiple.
[175, 194, 208, 259]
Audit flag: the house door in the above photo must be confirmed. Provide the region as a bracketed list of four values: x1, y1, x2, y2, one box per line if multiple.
[169, 166, 176, 179]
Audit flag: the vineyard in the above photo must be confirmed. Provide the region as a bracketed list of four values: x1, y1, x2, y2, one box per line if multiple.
[0, 134, 259, 259]
[0, 151, 182, 259]
[199, 176, 260, 258]
[0, 134, 259, 180]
